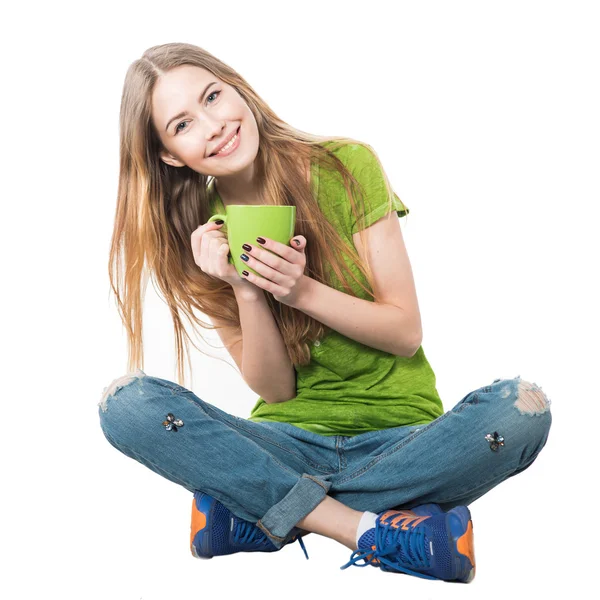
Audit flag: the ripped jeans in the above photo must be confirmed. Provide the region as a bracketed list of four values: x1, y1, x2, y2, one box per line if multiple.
[97, 372, 552, 549]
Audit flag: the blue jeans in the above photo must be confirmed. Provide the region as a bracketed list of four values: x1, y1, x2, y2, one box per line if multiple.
[98, 370, 552, 550]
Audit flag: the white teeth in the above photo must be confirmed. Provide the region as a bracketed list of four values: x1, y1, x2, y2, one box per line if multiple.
[216, 131, 238, 155]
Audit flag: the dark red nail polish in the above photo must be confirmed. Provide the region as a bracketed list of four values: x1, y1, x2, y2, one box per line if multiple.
[256, 237, 266, 244]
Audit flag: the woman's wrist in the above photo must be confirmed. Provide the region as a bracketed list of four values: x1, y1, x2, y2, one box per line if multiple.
[231, 278, 263, 302]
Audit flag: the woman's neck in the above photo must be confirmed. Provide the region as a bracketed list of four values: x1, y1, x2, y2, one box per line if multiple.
[213, 161, 262, 207]
[214, 158, 312, 207]
[215, 179, 263, 207]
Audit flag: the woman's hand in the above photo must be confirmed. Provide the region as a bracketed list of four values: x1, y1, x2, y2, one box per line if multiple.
[190, 221, 244, 288]
[240, 235, 310, 306]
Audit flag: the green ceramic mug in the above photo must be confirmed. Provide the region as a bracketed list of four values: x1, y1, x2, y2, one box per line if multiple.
[208, 205, 297, 277]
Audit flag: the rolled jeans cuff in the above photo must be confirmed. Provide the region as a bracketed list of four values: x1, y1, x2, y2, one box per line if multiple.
[256, 473, 331, 549]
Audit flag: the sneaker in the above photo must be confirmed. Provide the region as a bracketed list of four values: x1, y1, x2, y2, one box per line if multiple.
[340, 504, 476, 583]
[190, 491, 310, 560]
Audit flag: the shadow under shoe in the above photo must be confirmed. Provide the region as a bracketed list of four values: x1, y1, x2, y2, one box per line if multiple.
[190, 491, 309, 560]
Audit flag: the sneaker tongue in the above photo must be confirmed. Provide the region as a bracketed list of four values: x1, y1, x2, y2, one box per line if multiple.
[358, 526, 432, 565]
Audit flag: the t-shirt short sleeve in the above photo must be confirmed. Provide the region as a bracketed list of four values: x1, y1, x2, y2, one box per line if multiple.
[338, 143, 409, 235]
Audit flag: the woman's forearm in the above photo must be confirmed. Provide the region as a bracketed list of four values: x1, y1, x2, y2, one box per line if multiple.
[233, 282, 296, 404]
[292, 276, 421, 357]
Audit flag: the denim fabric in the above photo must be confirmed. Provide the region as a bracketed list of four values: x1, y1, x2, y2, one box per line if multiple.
[98, 371, 552, 549]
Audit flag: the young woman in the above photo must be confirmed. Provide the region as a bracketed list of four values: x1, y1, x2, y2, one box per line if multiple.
[98, 42, 552, 583]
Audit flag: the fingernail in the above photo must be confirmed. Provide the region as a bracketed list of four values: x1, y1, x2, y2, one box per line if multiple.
[256, 236, 266, 244]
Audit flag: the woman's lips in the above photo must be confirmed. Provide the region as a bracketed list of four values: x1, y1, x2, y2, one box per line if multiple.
[210, 126, 241, 157]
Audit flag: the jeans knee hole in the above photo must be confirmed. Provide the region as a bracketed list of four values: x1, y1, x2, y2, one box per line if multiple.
[514, 379, 551, 416]
[98, 368, 146, 412]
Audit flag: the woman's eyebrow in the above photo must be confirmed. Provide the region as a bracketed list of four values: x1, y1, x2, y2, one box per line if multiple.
[165, 81, 217, 132]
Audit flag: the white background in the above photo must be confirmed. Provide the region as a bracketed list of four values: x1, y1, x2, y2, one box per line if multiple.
[2, 0, 598, 598]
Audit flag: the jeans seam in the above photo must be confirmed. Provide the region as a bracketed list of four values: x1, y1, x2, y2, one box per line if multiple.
[334, 394, 481, 486]
[439, 458, 538, 505]
[145, 377, 191, 396]
[303, 474, 329, 491]
[256, 520, 286, 542]
[198, 401, 335, 474]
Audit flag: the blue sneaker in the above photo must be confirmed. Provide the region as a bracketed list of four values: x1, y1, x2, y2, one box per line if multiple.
[190, 491, 310, 560]
[340, 504, 476, 583]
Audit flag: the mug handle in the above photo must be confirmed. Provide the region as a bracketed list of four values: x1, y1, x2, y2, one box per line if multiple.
[207, 214, 234, 264]
[208, 213, 227, 229]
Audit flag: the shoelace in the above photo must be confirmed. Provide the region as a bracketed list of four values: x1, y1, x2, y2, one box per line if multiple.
[232, 520, 310, 560]
[339, 515, 436, 580]
[292, 535, 309, 560]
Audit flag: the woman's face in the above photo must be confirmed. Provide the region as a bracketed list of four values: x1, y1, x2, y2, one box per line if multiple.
[153, 65, 259, 176]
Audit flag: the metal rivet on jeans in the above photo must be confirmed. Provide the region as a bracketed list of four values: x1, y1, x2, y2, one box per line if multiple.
[162, 413, 184, 432]
[485, 431, 504, 451]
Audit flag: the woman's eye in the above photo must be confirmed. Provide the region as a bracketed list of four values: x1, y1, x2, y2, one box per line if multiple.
[175, 121, 188, 134]
[174, 91, 221, 135]
[207, 90, 220, 104]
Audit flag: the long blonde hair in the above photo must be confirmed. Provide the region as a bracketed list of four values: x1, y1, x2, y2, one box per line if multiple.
[108, 42, 405, 386]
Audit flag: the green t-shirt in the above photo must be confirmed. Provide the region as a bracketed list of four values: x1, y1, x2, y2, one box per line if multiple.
[209, 141, 444, 437]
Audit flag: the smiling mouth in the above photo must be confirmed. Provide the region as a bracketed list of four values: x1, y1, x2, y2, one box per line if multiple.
[210, 126, 241, 157]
